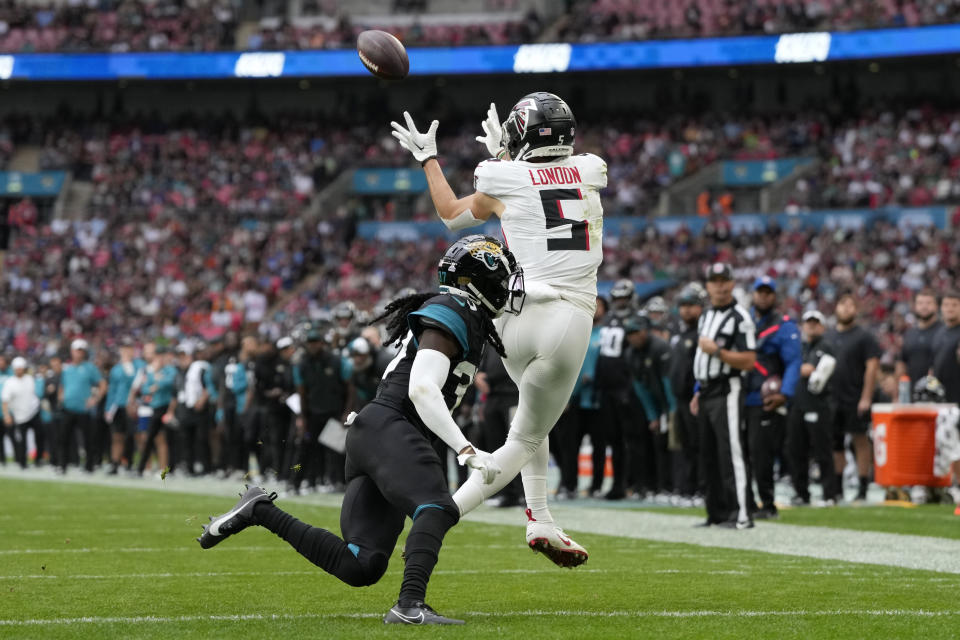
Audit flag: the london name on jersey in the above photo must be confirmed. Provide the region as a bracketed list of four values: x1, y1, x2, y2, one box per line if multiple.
[528, 166, 583, 186]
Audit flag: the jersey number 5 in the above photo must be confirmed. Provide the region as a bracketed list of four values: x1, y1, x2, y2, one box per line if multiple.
[539, 188, 588, 251]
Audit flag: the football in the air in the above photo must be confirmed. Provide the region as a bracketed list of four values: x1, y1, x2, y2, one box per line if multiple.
[357, 30, 409, 80]
[761, 375, 782, 397]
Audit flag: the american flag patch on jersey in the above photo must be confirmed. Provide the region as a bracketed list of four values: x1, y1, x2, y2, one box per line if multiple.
[538, 127, 552, 136]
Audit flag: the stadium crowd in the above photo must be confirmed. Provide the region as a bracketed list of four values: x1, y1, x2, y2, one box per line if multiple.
[1, 0, 959, 53]
[2, 101, 960, 510]
[3, 213, 960, 509]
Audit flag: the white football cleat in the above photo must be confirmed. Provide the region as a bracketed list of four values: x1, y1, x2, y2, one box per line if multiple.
[524, 508, 588, 568]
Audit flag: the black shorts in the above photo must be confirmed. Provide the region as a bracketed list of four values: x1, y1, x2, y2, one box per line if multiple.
[344, 401, 458, 520]
[110, 407, 130, 435]
[832, 404, 871, 450]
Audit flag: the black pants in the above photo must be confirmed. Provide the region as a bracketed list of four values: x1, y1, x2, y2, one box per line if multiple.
[304, 401, 457, 595]
[787, 404, 840, 501]
[9, 414, 40, 468]
[673, 402, 701, 496]
[554, 406, 601, 494]
[222, 405, 245, 473]
[698, 379, 750, 525]
[642, 425, 672, 495]
[600, 389, 639, 497]
[57, 410, 92, 472]
[745, 406, 785, 510]
[482, 395, 522, 501]
[180, 406, 212, 475]
[255, 401, 460, 605]
[292, 412, 333, 490]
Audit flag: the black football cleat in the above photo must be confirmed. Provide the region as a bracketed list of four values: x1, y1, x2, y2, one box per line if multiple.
[383, 602, 464, 625]
[197, 485, 277, 549]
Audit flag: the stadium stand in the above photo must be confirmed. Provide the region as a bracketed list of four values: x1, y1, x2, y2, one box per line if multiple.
[2, 0, 960, 53]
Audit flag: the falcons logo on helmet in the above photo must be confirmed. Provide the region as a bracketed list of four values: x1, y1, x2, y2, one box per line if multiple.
[511, 98, 538, 132]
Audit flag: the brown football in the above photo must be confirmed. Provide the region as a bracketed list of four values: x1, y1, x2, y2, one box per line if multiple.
[357, 30, 409, 81]
[761, 375, 782, 397]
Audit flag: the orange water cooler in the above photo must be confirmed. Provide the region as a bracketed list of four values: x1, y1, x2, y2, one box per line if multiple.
[871, 403, 954, 487]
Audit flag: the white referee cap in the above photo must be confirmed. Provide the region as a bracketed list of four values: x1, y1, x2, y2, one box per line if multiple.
[71, 338, 89, 352]
[802, 310, 826, 324]
[11, 356, 27, 370]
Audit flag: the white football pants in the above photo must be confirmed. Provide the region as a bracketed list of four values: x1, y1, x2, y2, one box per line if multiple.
[453, 298, 593, 520]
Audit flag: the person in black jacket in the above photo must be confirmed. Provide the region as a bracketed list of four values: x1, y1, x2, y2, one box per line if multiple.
[594, 278, 637, 500]
[292, 323, 353, 492]
[669, 283, 706, 503]
[787, 310, 840, 505]
[625, 312, 676, 498]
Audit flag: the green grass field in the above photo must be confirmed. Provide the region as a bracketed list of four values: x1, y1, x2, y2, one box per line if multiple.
[2, 475, 960, 639]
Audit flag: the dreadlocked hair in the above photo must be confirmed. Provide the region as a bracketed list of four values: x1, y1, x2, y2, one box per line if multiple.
[372, 293, 435, 349]
[371, 292, 508, 359]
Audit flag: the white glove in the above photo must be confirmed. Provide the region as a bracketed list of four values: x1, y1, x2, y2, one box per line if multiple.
[390, 111, 438, 165]
[475, 102, 504, 158]
[457, 447, 501, 484]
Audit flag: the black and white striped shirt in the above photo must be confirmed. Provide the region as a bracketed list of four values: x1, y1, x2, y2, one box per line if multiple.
[694, 302, 756, 383]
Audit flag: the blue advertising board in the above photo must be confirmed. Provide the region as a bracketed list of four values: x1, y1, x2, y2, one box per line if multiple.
[0, 24, 958, 81]
[0, 171, 66, 196]
[721, 158, 813, 186]
[356, 206, 950, 242]
[353, 168, 428, 194]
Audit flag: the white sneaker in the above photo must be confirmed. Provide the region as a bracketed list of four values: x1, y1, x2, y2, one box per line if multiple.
[524, 509, 588, 568]
[948, 486, 960, 504]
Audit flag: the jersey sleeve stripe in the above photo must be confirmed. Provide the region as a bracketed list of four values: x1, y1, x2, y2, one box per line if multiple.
[408, 305, 470, 357]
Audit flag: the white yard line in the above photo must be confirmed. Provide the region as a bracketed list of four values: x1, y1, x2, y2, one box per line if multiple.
[3, 610, 960, 626]
[4, 468, 960, 575]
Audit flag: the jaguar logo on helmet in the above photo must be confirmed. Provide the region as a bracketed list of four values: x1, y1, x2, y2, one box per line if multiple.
[466, 239, 506, 272]
[438, 235, 526, 318]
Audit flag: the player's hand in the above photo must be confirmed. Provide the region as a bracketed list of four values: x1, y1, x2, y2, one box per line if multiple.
[649, 419, 659, 433]
[3, 415, 12, 427]
[390, 111, 438, 165]
[475, 102, 504, 158]
[763, 392, 786, 412]
[458, 446, 501, 484]
[857, 397, 872, 416]
[690, 393, 699, 417]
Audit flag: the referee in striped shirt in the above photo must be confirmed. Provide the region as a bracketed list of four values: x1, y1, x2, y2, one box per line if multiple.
[691, 263, 757, 529]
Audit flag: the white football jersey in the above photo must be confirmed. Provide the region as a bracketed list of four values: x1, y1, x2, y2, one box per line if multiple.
[474, 153, 606, 314]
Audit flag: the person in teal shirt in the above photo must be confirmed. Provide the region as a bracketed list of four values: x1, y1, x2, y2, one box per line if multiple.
[134, 346, 178, 477]
[105, 339, 145, 474]
[57, 339, 106, 473]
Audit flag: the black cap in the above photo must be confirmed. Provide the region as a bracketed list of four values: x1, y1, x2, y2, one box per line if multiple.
[624, 312, 652, 334]
[706, 262, 733, 281]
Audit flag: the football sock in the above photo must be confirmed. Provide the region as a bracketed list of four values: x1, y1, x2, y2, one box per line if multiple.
[857, 475, 869, 497]
[836, 473, 844, 496]
[520, 439, 553, 523]
[253, 501, 385, 587]
[398, 508, 458, 606]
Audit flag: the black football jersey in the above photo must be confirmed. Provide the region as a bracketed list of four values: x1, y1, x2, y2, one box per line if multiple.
[374, 294, 487, 441]
[594, 312, 632, 392]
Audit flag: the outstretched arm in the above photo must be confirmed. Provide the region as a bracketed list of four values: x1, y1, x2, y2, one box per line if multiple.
[423, 159, 503, 225]
[391, 110, 504, 227]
